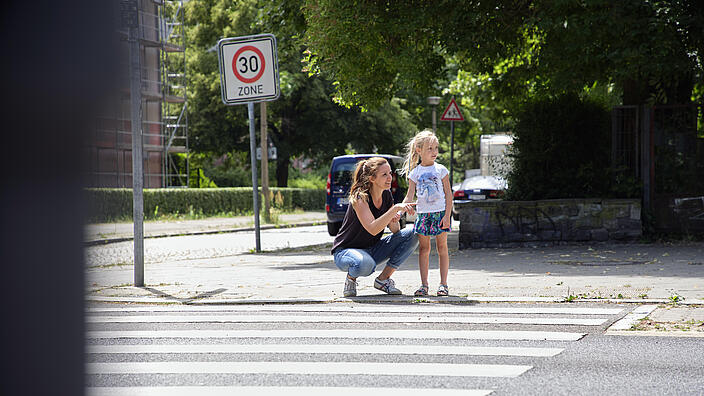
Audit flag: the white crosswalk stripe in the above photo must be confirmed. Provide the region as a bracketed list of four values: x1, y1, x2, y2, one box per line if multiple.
[87, 305, 622, 315]
[87, 386, 494, 396]
[87, 344, 564, 357]
[86, 303, 625, 395]
[86, 328, 586, 341]
[87, 361, 532, 377]
[86, 314, 608, 325]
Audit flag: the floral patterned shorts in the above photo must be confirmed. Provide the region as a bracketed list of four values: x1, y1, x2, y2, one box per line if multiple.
[414, 211, 450, 236]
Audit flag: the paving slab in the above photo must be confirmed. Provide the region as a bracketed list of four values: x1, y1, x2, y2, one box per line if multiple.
[649, 306, 704, 322]
[85, 230, 704, 302]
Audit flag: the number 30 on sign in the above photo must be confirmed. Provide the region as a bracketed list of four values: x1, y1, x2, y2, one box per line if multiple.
[217, 34, 280, 105]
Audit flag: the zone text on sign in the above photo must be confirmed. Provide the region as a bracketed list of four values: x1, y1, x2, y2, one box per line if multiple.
[239, 85, 264, 96]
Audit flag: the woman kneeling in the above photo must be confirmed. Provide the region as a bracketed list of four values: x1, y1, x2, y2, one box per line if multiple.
[331, 157, 418, 297]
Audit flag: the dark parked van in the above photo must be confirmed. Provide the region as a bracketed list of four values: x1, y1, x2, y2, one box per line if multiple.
[325, 154, 409, 236]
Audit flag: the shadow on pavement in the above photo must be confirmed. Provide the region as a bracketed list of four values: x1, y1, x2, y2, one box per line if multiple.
[141, 287, 228, 303]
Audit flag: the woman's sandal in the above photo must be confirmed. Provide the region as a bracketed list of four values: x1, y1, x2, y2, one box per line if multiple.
[414, 285, 429, 296]
[437, 284, 449, 296]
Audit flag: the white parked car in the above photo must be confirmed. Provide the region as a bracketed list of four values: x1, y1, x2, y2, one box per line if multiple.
[452, 175, 508, 220]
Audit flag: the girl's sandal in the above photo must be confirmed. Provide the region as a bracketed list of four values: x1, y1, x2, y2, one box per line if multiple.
[437, 284, 449, 296]
[414, 285, 429, 297]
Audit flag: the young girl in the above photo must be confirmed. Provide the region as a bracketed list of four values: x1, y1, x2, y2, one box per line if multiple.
[401, 130, 453, 296]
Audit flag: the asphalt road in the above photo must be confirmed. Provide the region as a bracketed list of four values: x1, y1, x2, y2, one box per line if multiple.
[85, 302, 704, 395]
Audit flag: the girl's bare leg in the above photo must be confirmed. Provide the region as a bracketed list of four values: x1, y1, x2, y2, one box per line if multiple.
[436, 232, 449, 285]
[417, 235, 431, 286]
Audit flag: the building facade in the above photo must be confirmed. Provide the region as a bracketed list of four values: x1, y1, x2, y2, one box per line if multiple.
[87, 0, 188, 188]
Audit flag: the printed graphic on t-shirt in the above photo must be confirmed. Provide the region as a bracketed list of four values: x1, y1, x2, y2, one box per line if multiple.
[417, 171, 443, 206]
[410, 163, 448, 213]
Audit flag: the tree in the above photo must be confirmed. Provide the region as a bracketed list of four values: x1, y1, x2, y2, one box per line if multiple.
[186, 0, 255, 155]
[185, 0, 417, 186]
[302, 0, 704, 108]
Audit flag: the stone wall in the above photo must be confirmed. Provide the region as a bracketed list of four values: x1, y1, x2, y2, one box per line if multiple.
[456, 198, 641, 249]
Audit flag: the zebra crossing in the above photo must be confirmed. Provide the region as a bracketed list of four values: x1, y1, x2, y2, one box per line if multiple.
[85, 303, 625, 395]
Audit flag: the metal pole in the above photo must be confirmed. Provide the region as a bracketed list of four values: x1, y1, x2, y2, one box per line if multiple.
[450, 120, 455, 187]
[641, 105, 652, 211]
[128, 4, 144, 287]
[261, 102, 270, 222]
[432, 105, 437, 134]
[248, 102, 261, 252]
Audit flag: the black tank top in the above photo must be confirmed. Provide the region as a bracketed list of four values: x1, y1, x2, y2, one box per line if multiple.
[331, 189, 393, 254]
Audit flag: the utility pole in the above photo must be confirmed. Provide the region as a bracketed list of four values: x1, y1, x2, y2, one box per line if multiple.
[261, 102, 270, 222]
[427, 96, 441, 134]
[126, 0, 144, 286]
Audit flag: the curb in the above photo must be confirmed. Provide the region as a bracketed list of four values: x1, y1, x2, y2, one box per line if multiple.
[85, 295, 704, 306]
[84, 221, 324, 246]
[605, 330, 704, 338]
[563, 298, 704, 305]
[86, 296, 561, 305]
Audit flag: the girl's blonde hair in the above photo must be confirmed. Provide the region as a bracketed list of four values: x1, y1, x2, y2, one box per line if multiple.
[348, 157, 388, 206]
[400, 129, 438, 177]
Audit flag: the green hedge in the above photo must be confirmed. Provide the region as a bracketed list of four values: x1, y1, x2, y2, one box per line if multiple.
[86, 188, 325, 223]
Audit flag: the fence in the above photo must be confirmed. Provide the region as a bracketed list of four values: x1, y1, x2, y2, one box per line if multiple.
[612, 104, 704, 233]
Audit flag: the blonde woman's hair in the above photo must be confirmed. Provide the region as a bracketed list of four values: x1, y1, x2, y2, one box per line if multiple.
[401, 129, 438, 177]
[348, 157, 388, 206]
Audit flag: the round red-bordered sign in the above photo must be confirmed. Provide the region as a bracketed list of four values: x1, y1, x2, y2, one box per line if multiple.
[232, 45, 266, 84]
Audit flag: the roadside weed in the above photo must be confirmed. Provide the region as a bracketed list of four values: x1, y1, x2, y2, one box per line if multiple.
[668, 294, 684, 305]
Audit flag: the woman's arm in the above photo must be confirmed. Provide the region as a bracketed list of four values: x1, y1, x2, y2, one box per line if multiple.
[353, 197, 415, 236]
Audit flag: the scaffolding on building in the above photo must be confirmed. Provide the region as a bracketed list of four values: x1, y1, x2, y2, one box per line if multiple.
[158, 0, 189, 187]
[89, 0, 188, 188]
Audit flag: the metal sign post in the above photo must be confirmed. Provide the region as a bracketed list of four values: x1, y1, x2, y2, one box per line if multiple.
[440, 97, 465, 187]
[217, 34, 280, 253]
[247, 102, 260, 251]
[124, 0, 144, 286]
[450, 120, 455, 187]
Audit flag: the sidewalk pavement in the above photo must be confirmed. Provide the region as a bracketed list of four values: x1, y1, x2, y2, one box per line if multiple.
[85, 212, 704, 335]
[85, 211, 327, 245]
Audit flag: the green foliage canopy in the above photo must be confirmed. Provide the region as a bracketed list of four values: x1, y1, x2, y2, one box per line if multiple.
[302, 0, 704, 107]
[185, 0, 417, 186]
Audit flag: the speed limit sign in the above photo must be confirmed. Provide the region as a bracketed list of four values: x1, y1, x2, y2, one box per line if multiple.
[217, 34, 280, 105]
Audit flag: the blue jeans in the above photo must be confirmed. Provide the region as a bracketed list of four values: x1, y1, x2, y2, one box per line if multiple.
[333, 227, 418, 278]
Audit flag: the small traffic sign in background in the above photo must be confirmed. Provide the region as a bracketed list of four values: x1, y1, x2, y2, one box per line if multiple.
[440, 97, 464, 121]
[439, 97, 464, 187]
[217, 34, 280, 105]
[256, 146, 277, 160]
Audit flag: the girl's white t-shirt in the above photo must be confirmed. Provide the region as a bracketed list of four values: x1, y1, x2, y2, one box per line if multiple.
[408, 163, 449, 213]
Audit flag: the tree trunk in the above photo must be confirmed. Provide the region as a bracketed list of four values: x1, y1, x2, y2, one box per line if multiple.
[273, 114, 294, 187]
[276, 155, 289, 187]
[672, 73, 694, 105]
[622, 78, 648, 105]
